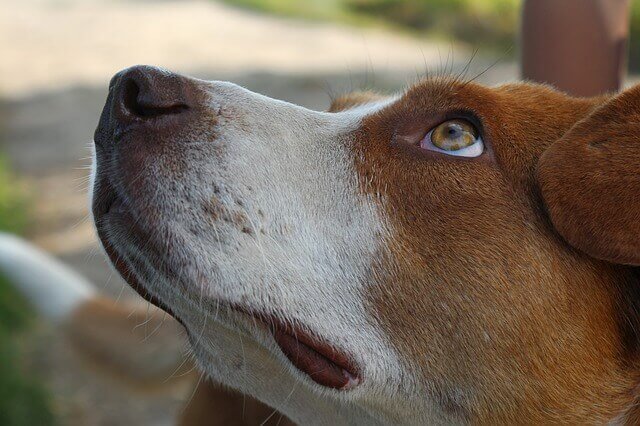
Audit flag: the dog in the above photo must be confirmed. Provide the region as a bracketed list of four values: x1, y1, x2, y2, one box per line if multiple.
[87, 63, 640, 424]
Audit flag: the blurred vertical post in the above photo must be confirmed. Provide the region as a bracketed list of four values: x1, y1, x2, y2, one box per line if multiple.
[521, 0, 631, 96]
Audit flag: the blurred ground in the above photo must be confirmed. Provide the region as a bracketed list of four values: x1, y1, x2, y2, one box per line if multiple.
[0, 0, 518, 424]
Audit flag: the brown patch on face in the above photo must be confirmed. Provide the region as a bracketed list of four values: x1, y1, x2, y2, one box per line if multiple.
[328, 91, 386, 112]
[354, 78, 640, 423]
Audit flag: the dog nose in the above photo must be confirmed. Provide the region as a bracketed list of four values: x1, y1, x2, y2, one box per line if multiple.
[95, 66, 195, 147]
[111, 65, 191, 121]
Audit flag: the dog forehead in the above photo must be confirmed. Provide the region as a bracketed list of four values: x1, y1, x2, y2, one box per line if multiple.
[363, 79, 600, 188]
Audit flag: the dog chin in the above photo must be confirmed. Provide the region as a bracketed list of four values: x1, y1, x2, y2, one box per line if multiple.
[185, 318, 383, 426]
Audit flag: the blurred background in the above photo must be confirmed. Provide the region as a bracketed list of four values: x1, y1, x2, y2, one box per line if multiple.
[1, 0, 639, 425]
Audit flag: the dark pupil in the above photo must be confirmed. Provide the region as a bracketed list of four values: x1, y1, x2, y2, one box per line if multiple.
[447, 125, 460, 138]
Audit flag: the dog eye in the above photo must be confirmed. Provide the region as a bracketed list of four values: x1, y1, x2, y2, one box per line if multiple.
[421, 119, 484, 158]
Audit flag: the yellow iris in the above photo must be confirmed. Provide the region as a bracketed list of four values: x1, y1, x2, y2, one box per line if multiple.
[431, 119, 478, 151]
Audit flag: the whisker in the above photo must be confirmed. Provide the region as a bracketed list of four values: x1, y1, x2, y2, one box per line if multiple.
[181, 370, 206, 415]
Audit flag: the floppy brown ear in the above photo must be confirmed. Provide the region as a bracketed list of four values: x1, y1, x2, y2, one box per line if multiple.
[538, 85, 640, 266]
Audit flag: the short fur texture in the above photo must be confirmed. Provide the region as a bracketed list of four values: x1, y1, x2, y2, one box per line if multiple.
[538, 85, 640, 266]
[92, 66, 640, 424]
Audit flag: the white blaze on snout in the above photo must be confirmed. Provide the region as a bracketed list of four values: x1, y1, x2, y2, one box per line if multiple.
[200, 84, 386, 330]
[163, 82, 413, 423]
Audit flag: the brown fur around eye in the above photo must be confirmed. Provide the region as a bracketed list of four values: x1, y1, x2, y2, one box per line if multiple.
[353, 78, 640, 423]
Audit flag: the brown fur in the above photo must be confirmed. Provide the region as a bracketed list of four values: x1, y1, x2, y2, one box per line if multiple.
[94, 74, 640, 424]
[539, 84, 640, 266]
[328, 91, 386, 113]
[179, 380, 295, 426]
[331, 79, 640, 423]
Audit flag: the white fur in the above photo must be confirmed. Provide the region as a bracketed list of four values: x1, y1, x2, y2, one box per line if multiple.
[92, 76, 452, 424]
[0, 233, 95, 320]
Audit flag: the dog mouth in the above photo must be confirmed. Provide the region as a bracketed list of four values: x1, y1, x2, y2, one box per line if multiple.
[94, 190, 362, 391]
[258, 315, 361, 390]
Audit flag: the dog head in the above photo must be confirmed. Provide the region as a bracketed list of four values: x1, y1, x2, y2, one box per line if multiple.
[92, 65, 640, 424]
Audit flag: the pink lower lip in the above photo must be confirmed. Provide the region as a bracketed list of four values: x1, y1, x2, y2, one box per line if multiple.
[260, 315, 361, 390]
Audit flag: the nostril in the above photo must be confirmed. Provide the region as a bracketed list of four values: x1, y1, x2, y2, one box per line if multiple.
[121, 78, 190, 119]
[135, 99, 190, 119]
[122, 79, 142, 116]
